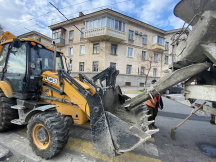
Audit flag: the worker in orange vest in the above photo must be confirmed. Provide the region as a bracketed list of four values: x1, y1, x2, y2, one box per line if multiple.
[146, 79, 163, 129]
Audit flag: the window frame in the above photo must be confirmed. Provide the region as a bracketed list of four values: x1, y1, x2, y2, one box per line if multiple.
[164, 55, 168, 64]
[111, 44, 117, 55]
[93, 61, 99, 72]
[153, 68, 157, 77]
[165, 42, 169, 50]
[154, 53, 158, 62]
[79, 62, 84, 71]
[142, 51, 146, 60]
[141, 66, 145, 75]
[128, 30, 134, 40]
[157, 36, 165, 46]
[69, 30, 74, 40]
[126, 65, 132, 74]
[68, 47, 73, 56]
[127, 47, 134, 58]
[93, 43, 99, 54]
[110, 62, 116, 68]
[80, 45, 85, 55]
[80, 28, 85, 38]
[142, 35, 147, 44]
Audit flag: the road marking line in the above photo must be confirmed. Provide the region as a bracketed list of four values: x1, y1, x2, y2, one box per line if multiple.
[65, 137, 161, 162]
[18, 128, 159, 161]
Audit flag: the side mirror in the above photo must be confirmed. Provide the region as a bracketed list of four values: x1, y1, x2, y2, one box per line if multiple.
[12, 38, 21, 48]
[67, 58, 72, 74]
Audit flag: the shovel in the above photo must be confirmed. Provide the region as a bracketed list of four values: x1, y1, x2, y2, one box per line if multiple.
[170, 102, 206, 140]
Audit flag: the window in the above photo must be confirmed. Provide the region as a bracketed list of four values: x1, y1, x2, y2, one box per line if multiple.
[69, 30, 74, 40]
[52, 29, 61, 39]
[165, 56, 168, 64]
[80, 28, 85, 38]
[153, 68, 157, 77]
[141, 66, 145, 74]
[153, 36, 165, 46]
[127, 47, 134, 58]
[0, 44, 9, 69]
[111, 44, 117, 55]
[93, 62, 99, 72]
[68, 47, 73, 56]
[79, 62, 84, 71]
[126, 65, 132, 74]
[80, 45, 85, 55]
[128, 30, 134, 40]
[7, 43, 26, 74]
[142, 51, 146, 60]
[142, 35, 147, 44]
[165, 42, 169, 50]
[86, 17, 125, 32]
[93, 43, 99, 54]
[52, 28, 65, 39]
[110, 62, 116, 68]
[154, 54, 158, 62]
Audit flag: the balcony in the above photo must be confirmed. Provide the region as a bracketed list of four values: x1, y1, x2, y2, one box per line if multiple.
[151, 44, 165, 53]
[85, 27, 126, 42]
[52, 38, 65, 47]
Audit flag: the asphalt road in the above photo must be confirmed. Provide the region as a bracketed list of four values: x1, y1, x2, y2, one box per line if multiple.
[0, 94, 215, 162]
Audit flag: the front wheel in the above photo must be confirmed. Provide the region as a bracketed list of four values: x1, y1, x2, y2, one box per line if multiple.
[27, 111, 71, 159]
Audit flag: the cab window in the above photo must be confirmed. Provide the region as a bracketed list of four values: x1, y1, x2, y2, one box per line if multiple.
[7, 43, 26, 74]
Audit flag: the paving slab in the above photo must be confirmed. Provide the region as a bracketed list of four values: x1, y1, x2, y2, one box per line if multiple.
[0, 144, 10, 161]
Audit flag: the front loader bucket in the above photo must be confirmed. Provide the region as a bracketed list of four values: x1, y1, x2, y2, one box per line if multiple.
[86, 86, 158, 157]
[82, 67, 158, 156]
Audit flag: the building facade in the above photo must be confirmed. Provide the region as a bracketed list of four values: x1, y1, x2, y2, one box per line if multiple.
[18, 31, 52, 47]
[50, 9, 177, 86]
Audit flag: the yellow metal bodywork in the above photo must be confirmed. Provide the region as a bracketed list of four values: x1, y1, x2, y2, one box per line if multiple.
[0, 31, 62, 55]
[0, 81, 13, 98]
[41, 71, 96, 125]
[0, 31, 16, 54]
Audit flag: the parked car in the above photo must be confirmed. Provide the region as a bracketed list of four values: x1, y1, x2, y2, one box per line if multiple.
[163, 84, 183, 94]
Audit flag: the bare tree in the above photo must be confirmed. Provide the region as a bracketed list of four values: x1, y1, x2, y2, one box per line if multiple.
[0, 24, 3, 35]
[140, 52, 162, 88]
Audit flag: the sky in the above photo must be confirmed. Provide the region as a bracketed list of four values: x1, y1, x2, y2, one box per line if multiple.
[0, 0, 184, 38]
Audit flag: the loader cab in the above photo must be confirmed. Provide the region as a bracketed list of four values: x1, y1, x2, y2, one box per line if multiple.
[0, 39, 64, 99]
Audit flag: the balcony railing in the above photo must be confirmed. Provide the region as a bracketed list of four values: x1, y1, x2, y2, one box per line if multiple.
[52, 38, 65, 47]
[85, 27, 126, 42]
[152, 44, 165, 53]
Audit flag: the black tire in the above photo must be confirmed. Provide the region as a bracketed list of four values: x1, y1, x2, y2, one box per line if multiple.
[27, 111, 70, 159]
[0, 94, 18, 132]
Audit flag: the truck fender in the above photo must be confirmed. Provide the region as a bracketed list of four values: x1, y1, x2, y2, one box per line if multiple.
[0, 81, 13, 98]
[25, 105, 57, 122]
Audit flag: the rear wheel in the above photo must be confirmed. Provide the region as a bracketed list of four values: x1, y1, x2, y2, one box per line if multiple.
[27, 111, 71, 159]
[0, 94, 18, 132]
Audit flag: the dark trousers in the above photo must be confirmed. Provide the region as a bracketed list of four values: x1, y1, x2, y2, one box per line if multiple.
[147, 106, 158, 129]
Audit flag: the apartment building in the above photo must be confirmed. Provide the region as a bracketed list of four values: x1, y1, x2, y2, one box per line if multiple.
[18, 31, 52, 47]
[50, 9, 177, 86]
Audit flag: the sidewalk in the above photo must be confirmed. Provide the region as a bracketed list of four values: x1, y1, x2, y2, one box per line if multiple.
[120, 86, 144, 94]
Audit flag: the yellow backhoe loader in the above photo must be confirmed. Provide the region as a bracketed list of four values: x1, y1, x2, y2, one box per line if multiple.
[0, 32, 157, 159]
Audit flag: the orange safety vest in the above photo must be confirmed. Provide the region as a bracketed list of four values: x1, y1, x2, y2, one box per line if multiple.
[146, 96, 161, 108]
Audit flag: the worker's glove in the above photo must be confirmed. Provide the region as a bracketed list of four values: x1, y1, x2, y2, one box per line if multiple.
[160, 107, 163, 110]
